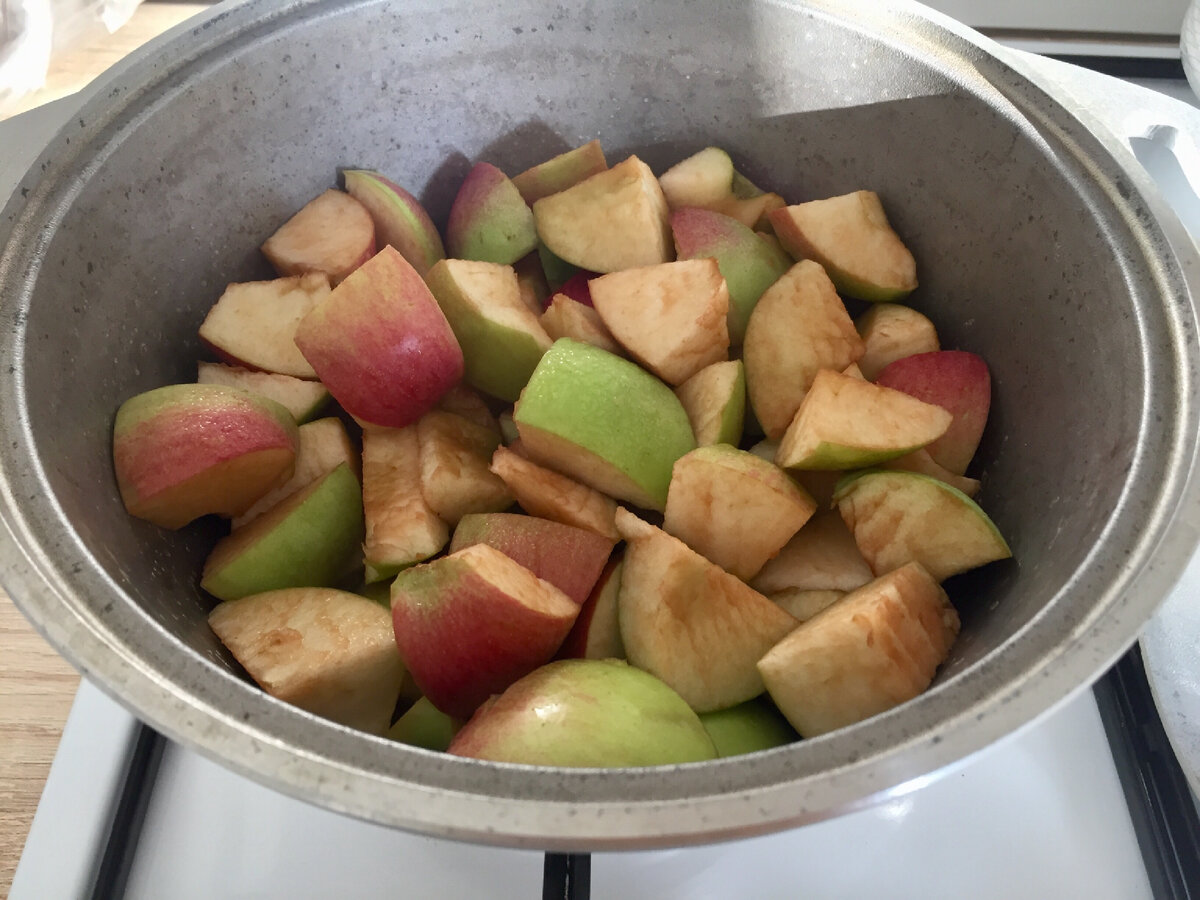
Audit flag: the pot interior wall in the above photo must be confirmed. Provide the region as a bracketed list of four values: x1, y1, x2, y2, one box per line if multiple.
[20, 0, 1143, 686]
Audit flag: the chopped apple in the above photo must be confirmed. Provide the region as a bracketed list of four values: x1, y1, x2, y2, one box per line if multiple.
[342, 169, 445, 277]
[513, 340, 697, 511]
[554, 272, 594, 308]
[362, 425, 449, 583]
[663, 445, 815, 581]
[883, 448, 980, 497]
[425, 258, 551, 402]
[658, 147, 735, 209]
[513, 252, 551, 314]
[294, 246, 463, 428]
[674, 359, 745, 447]
[699, 696, 798, 757]
[533, 156, 672, 273]
[390, 543, 579, 718]
[775, 369, 952, 470]
[387, 695, 461, 751]
[540, 293, 624, 355]
[835, 470, 1011, 581]
[201, 463, 364, 601]
[557, 556, 625, 660]
[751, 510, 874, 594]
[197, 362, 329, 423]
[875, 350, 991, 475]
[113, 384, 298, 529]
[233, 416, 358, 528]
[842, 362, 866, 380]
[261, 189, 376, 285]
[198, 274, 330, 379]
[769, 191, 917, 302]
[717, 191, 787, 230]
[417, 411, 512, 526]
[768, 588, 845, 623]
[855, 303, 940, 380]
[758, 563, 959, 736]
[537, 241, 580, 292]
[743, 260, 864, 439]
[488, 446, 619, 541]
[616, 509, 798, 712]
[208, 587, 404, 734]
[435, 383, 499, 435]
[589, 259, 730, 385]
[445, 162, 538, 265]
[512, 139, 608, 205]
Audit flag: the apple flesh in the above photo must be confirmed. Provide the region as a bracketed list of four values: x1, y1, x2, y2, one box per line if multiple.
[854, 303, 940, 380]
[342, 169, 445, 277]
[201, 463, 364, 601]
[445, 162, 539, 265]
[540, 294, 624, 355]
[751, 510, 875, 594]
[390, 543, 579, 718]
[488, 445, 619, 541]
[883, 448, 980, 498]
[658, 146, 735, 209]
[447, 658, 717, 766]
[386, 696, 461, 751]
[417, 411, 512, 526]
[514, 339, 697, 511]
[197, 362, 329, 423]
[556, 555, 625, 660]
[261, 189, 376, 285]
[698, 696, 798, 757]
[449, 511, 616, 606]
[435, 384, 499, 435]
[113, 384, 298, 529]
[208, 587, 405, 734]
[198, 273, 329, 379]
[294, 246, 463, 428]
[674, 360, 745, 447]
[768, 588, 845, 623]
[512, 139, 608, 205]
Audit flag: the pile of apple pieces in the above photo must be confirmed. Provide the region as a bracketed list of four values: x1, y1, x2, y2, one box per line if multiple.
[111, 137, 1011, 765]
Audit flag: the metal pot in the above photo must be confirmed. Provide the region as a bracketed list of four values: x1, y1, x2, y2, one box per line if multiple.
[2, 0, 1198, 850]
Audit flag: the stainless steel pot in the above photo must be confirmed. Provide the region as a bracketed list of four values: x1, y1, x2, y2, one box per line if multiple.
[2, 0, 1199, 850]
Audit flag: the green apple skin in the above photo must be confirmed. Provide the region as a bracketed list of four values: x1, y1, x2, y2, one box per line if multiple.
[671, 207, 790, 347]
[447, 659, 718, 766]
[513, 339, 697, 511]
[512, 140, 608, 205]
[387, 696, 461, 751]
[113, 383, 299, 529]
[342, 170, 446, 277]
[446, 162, 538, 265]
[537, 241, 581, 292]
[200, 463, 364, 601]
[699, 697, 799, 757]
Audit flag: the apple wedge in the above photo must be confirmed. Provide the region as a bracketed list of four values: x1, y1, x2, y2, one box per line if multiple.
[664, 445, 816, 581]
[447, 658, 716, 766]
[835, 470, 1011, 581]
[261, 189, 376, 285]
[854, 303, 940, 380]
[417, 411, 512, 526]
[768, 191, 918, 302]
[537, 241, 581, 292]
[424, 258, 551, 402]
[233, 416, 358, 528]
[201, 463, 364, 601]
[875, 350, 991, 475]
[435, 383, 499, 435]
[513, 339, 697, 511]
[588, 259, 731, 386]
[208, 587, 405, 734]
[342, 169, 445, 277]
[513, 252, 551, 314]
[616, 508, 798, 712]
[199, 273, 330, 379]
[768, 589, 845, 624]
[294, 246, 463, 428]
[775, 368, 952, 470]
[512, 139, 608, 205]
[557, 556, 625, 660]
[758, 563, 959, 737]
[532, 156, 672, 273]
[883, 448, 980, 498]
[197, 362, 329, 423]
[674, 359, 745, 447]
[540, 294, 623, 355]
[113, 384, 298, 529]
[446, 162, 539, 265]
[362, 425, 449, 583]
[751, 510, 875, 594]
[449, 512, 615, 606]
[390, 543, 579, 718]
[387, 696, 461, 751]
[488, 446, 619, 541]
[698, 696, 798, 757]
[743, 261, 864, 439]
[658, 146, 735, 209]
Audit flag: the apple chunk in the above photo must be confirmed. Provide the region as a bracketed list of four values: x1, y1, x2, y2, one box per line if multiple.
[512, 139, 608, 205]
[589, 259, 730, 386]
[489, 446, 619, 541]
[261, 189, 376, 285]
[540, 294, 623, 356]
[768, 589, 845, 624]
[533, 156, 672, 273]
[616, 509, 798, 712]
[209, 587, 404, 734]
[768, 191, 917, 302]
[417, 411, 512, 526]
[342, 169, 445, 277]
[387, 696, 461, 751]
[557, 555, 625, 660]
[113, 384, 298, 529]
[198, 274, 330, 379]
[658, 146, 735, 209]
[854, 303, 939, 380]
[743, 260, 864, 439]
[446, 162, 539, 265]
[294, 246, 463, 428]
[390, 543, 579, 718]
[664, 445, 815, 581]
[751, 510, 875, 595]
[674, 360, 745, 447]
[197, 362, 329, 423]
[699, 697, 798, 757]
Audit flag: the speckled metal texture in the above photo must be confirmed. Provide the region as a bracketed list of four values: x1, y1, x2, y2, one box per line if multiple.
[1, 0, 1198, 849]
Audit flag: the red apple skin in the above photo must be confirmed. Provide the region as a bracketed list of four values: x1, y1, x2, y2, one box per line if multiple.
[342, 170, 446, 277]
[449, 512, 616, 606]
[294, 246, 463, 428]
[390, 544, 579, 718]
[556, 555, 624, 660]
[553, 272, 595, 309]
[874, 351, 991, 475]
[445, 162, 538, 265]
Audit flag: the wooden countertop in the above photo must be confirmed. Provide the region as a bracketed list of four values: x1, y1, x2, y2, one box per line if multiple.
[0, 4, 210, 894]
